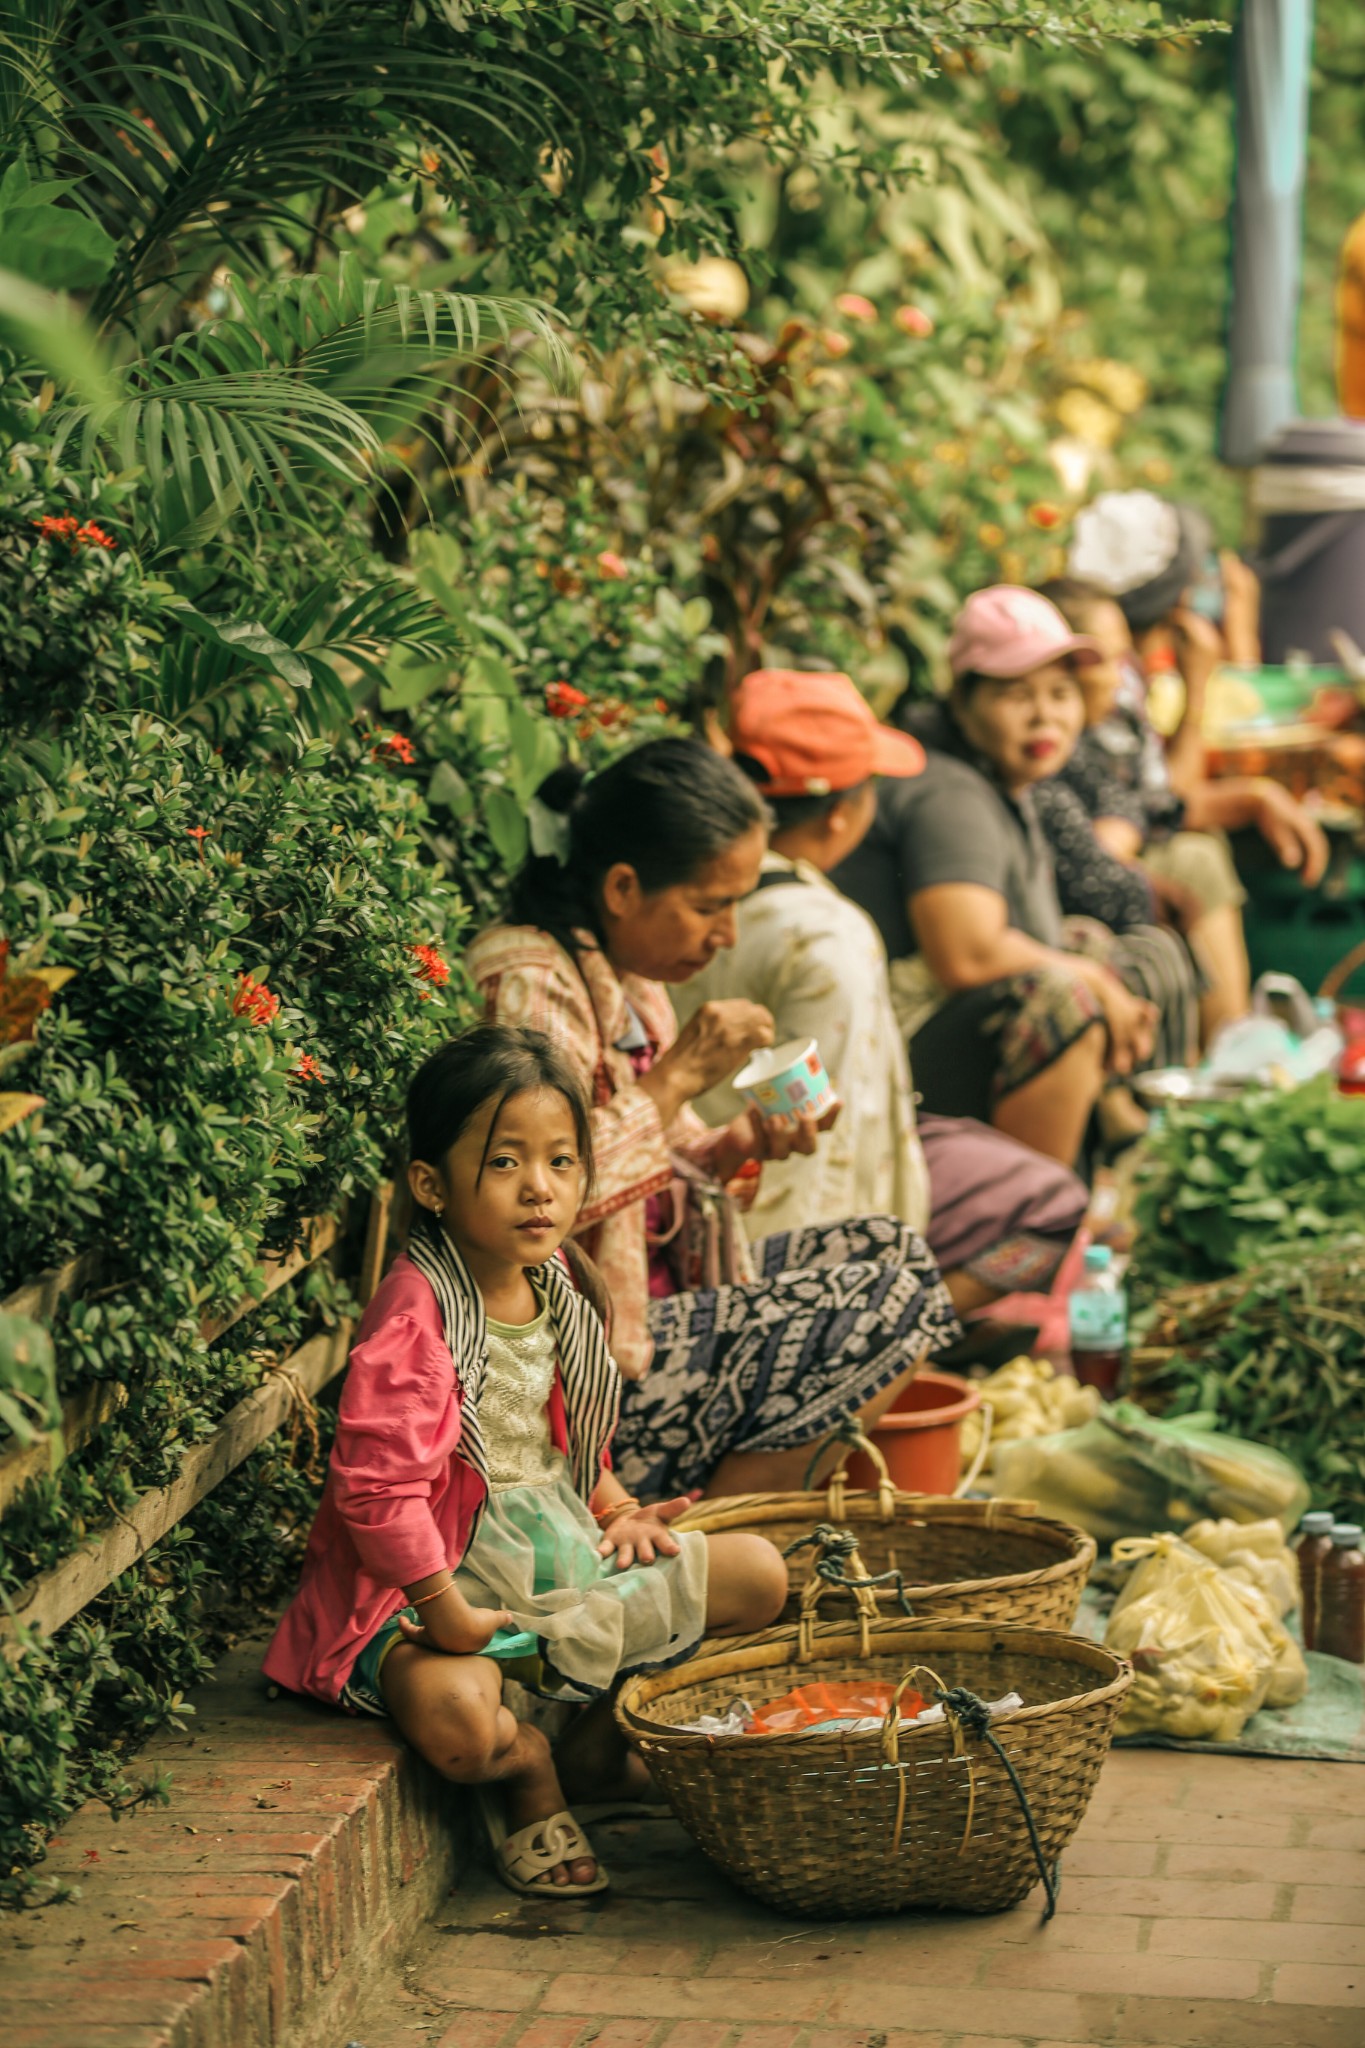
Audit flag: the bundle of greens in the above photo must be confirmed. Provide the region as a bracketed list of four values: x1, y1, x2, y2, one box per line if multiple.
[1131, 1237, 1365, 1522]
[1132, 1077, 1365, 1293]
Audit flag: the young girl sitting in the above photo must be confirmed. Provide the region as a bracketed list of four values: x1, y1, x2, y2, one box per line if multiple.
[263, 1025, 787, 1899]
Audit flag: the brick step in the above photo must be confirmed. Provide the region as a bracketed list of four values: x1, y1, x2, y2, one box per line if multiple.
[0, 1631, 468, 2048]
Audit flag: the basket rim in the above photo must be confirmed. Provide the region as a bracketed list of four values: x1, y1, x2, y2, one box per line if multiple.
[673, 1492, 1097, 1604]
[616, 1615, 1132, 1754]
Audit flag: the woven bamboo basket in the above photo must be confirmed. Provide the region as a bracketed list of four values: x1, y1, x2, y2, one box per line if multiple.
[673, 1430, 1095, 1629]
[616, 1615, 1132, 1920]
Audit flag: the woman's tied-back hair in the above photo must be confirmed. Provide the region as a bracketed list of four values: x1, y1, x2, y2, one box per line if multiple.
[504, 737, 769, 956]
[406, 1024, 596, 1191]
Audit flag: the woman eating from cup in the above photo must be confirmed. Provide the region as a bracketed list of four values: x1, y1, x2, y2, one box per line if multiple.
[468, 738, 961, 1504]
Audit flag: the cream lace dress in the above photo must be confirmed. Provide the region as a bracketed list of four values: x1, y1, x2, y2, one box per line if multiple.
[449, 1285, 708, 1697]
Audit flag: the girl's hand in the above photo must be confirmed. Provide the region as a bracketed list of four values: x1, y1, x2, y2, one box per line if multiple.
[597, 1495, 691, 1570]
[397, 1592, 512, 1656]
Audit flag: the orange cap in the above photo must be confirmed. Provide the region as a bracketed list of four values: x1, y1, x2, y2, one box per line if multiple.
[730, 669, 925, 797]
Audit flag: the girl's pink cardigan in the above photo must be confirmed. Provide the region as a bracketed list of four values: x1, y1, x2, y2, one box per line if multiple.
[262, 1252, 576, 1706]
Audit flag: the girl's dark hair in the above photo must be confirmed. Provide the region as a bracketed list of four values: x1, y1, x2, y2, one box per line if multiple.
[504, 737, 768, 955]
[406, 1024, 595, 1190]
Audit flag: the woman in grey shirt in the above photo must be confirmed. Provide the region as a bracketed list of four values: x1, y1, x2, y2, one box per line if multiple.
[832, 587, 1175, 1168]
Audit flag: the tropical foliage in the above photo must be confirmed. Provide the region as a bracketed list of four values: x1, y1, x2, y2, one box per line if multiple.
[0, 0, 1264, 1903]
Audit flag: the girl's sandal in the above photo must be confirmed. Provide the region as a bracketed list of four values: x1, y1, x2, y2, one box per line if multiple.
[477, 1789, 610, 1898]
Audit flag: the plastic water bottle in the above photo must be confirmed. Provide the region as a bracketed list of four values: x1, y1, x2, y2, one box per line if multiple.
[1068, 1245, 1127, 1399]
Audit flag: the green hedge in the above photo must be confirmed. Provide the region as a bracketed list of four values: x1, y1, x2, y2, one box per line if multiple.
[0, 484, 470, 1903]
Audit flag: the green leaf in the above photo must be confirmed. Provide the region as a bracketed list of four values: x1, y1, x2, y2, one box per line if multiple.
[464, 650, 517, 700]
[174, 608, 312, 691]
[427, 759, 474, 817]
[483, 786, 528, 866]
[381, 651, 449, 710]
[0, 204, 117, 292]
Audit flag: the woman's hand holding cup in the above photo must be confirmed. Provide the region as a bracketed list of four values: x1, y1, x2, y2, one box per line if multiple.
[644, 999, 774, 1125]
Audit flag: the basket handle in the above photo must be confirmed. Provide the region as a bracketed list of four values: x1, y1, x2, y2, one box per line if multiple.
[879, 1662, 1060, 1920]
[788, 1524, 915, 1659]
[954, 1399, 993, 1498]
[801, 1409, 898, 1521]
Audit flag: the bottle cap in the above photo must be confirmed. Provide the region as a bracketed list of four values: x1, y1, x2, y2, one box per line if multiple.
[1300, 1512, 1335, 1535]
[1330, 1523, 1363, 1546]
[1082, 1245, 1113, 1271]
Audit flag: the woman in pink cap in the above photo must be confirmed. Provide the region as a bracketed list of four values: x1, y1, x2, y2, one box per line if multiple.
[832, 586, 1192, 1168]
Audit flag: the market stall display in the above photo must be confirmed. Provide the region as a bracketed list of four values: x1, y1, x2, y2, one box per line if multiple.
[1132, 1234, 1365, 1525]
[958, 1356, 1101, 1478]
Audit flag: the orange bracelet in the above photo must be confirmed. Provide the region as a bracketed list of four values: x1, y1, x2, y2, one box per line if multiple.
[593, 1496, 640, 1525]
[410, 1578, 454, 1607]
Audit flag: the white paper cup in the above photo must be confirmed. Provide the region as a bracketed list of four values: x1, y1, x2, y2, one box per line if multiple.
[733, 1036, 836, 1128]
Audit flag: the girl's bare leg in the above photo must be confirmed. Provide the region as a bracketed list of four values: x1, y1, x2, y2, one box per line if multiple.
[379, 1641, 596, 1887]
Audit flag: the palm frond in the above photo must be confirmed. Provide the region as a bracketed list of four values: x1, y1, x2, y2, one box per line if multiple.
[49, 259, 562, 548]
[153, 565, 464, 734]
[3, 0, 562, 332]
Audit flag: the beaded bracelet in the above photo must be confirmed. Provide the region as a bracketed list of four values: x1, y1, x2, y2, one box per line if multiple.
[593, 1496, 640, 1525]
[410, 1577, 454, 1607]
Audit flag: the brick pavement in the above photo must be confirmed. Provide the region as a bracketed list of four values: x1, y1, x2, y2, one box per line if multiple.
[343, 1750, 1364, 2048]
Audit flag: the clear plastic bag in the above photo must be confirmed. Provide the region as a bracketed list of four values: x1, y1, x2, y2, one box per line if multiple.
[1105, 1533, 1307, 1741]
[989, 1400, 1309, 1547]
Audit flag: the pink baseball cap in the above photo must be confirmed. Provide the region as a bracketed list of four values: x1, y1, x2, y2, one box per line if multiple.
[948, 586, 1100, 681]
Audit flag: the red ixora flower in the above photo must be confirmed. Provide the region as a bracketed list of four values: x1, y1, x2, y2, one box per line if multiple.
[185, 826, 210, 842]
[411, 943, 450, 988]
[32, 514, 117, 550]
[368, 729, 415, 765]
[595, 550, 629, 580]
[292, 1053, 325, 1084]
[231, 972, 280, 1027]
[546, 681, 590, 719]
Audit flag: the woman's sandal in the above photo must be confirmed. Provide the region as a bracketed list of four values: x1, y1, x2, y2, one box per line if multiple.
[476, 1789, 610, 1898]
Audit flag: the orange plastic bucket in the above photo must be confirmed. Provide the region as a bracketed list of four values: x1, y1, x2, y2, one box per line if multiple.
[844, 1370, 981, 1496]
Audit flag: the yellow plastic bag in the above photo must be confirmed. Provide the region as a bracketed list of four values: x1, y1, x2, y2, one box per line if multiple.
[1106, 1534, 1279, 1742]
[1183, 1517, 1300, 1621]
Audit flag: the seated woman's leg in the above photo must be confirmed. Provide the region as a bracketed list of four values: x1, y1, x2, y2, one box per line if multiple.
[915, 1111, 1088, 1298]
[613, 1217, 961, 1502]
[992, 1026, 1105, 1167]
[913, 969, 1106, 1169]
[1102, 922, 1201, 1070]
[1142, 831, 1251, 1040]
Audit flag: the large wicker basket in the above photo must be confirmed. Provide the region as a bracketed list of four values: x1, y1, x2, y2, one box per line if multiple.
[617, 1617, 1131, 1920]
[674, 1435, 1095, 1629]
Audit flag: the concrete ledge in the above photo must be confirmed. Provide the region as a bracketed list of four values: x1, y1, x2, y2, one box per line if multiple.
[0, 1631, 465, 2048]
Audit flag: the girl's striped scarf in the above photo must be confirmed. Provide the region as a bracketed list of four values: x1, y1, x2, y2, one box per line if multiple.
[405, 1212, 620, 1540]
